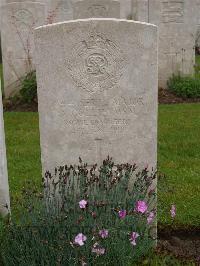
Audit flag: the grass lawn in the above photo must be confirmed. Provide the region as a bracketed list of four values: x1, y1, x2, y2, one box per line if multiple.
[195, 54, 200, 67]
[3, 103, 200, 227]
[158, 103, 200, 227]
[4, 112, 41, 216]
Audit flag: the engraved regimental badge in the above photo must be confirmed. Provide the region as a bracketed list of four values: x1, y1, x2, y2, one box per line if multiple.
[66, 31, 126, 94]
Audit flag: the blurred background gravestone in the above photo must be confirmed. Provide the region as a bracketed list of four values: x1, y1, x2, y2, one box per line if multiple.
[73, 0, 120, 19]
[1, 2, 45, 98]
[195, 0, 200, 48]
[45, 0, 73, 24]
[132, 0, 148, 22]
[148, 0, 197, 88]
[119, 0, 132, 19]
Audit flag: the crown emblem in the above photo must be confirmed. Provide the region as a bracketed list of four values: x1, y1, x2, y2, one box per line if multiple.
[81, 32, 110, 51]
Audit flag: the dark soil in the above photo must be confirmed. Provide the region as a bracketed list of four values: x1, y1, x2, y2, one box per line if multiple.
[159, 88, 200, 104]
[3, 99, 38, 112]
[158, 226, 200, 264]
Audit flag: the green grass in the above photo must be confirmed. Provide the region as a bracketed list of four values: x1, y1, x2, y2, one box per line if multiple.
[3, 103, 200, 227]
[4, 112, 41, 215]
[195, 54, 200, 66]
[158, 103, 200, 227]
[195, 54, 200, 78]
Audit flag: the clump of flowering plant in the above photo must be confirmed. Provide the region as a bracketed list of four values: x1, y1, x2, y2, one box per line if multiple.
[1, 157, 157, 265]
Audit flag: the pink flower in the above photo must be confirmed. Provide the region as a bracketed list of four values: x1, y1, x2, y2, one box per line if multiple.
[99, 229, 109, 239]
[92, 243, 105, 255]
[135, 201, 148, 214]
[147, 212, 155, 224]
[170, 204, 176, 218]
[129, 232, 140, 246]
[118, 210, 127, 219]
[74, 233, 87, 246]
[79, 200, 88, 209]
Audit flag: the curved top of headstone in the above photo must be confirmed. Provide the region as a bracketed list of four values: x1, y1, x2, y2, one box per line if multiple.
[36, 17, 157, 31]
[73, 0, 120, 19]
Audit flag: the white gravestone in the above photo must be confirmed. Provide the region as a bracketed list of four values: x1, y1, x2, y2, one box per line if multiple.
[73, 0, 120, 19]
[149, 0, 197, 88]
[35, 19, 158, 172]
[0, 81, 10, 216]
[1, 2, 45, 98]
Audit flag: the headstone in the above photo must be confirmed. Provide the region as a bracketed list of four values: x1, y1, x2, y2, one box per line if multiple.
[45, 0, 73, 24]
[73, 0, 120, 19]
[149, 0, 197, 88]
[35, 19, 158, 172]
[0, 80, 10, 216]
[1, 2, 45, 98]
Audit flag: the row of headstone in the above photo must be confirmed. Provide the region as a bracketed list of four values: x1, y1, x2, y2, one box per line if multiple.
[0, 0, 199, 97]
[0, 0, 197, 216]
[0, 0, 158, 217]
[0, 0, 119, 98]
[1, 0, 200, 98]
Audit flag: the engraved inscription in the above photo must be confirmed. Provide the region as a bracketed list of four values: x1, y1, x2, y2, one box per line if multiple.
[62, 96, 144, 136]
[111, 96, 144, 114]
[66, 32, 127, 94]
[87, 5, 107, 17]
[13, 9, 34, 26]
[161, 1, 184, 23]
[86, 53, 108, 75]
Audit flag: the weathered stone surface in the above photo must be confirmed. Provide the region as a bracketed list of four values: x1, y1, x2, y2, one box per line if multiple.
[45, 0, 73, 24]
[0, 81, 10, 216]
[35, 19, 158, 172]
[0, 0, 6, 31]
[6, 0, 37, 2]
[73, 0, 120, 19]
[149, 0, 197, 88]
[119, 0, 132, 19]
[132, 0, 149, 22]
[1, 2, 45, 98]
[195, 0, 200, 47]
